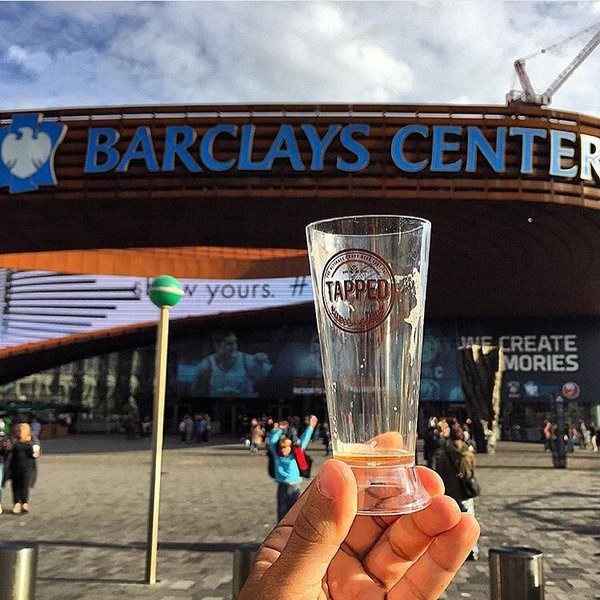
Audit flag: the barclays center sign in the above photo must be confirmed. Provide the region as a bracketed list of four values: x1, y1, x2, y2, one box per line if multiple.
[2, 111, 600, 193]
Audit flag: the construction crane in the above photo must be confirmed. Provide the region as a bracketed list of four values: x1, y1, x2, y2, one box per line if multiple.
[507, 23, 600, 106]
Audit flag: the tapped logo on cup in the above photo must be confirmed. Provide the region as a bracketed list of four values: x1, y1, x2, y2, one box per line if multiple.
[322, 249, 396, 333]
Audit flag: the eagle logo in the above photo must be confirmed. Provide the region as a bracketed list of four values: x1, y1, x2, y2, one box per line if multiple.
[0, 113, 67, 193]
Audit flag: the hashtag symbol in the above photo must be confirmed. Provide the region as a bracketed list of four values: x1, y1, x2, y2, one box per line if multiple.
[290, 275, 308, 296]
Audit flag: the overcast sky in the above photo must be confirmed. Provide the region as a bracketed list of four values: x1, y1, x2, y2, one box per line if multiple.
[2, 1, 600, 116]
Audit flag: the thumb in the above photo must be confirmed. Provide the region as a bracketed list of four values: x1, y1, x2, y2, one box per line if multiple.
[270, 460, 357, 588]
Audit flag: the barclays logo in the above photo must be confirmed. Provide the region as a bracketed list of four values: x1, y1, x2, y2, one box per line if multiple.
[0, 113, 67, 193]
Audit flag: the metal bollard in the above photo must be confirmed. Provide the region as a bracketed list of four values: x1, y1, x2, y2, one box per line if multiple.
[0, 542, 38, 600]
[489, 546, 544, 600]
[232, 543, 260, 599]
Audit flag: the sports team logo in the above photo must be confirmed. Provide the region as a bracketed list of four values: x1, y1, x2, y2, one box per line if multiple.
[0, 113, 67, 193]
[524, 380, 539, 397]
[561, 381, 580, 400]
[321, 249, 396, 333]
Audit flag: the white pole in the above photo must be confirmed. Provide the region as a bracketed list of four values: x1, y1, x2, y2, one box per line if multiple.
[145, 306, 170, 584]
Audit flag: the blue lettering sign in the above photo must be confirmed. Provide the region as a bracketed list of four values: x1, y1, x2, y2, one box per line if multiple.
[84, 128, 120, 173]
[238, 125, 267, 170]
[163, 126, 201, 172]
[431, 126, 462, 172]
[262, 125, 305, 171]
[466, 126, 506, 173]
[302, 125, 341, 170]
[579, 134, 600, 181]
[79, 122, 594, 184]
[509, 127, 547, 174]
[390, 125, 429, 172]
[200, 125, 237, 172]
[117, 127, 159, 173]
[550, 130, 577, 178]
[337, 124, 370, 172]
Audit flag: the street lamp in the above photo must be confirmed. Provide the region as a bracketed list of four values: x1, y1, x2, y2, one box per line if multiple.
[145, 275, 183, 584]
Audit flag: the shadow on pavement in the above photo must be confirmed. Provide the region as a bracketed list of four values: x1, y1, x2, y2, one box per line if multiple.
[37, 576, 143, 585]
[505, 491, 600, 536]
[477, 464, 597, 472]
[37, 435, 241, 455]
[15, 539, 255, 553]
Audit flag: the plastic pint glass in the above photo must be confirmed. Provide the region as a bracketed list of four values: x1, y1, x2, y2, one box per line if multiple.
[306, 215, 431, 515]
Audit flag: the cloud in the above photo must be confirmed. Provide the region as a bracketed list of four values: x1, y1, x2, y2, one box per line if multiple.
[0, 1, 598, 116]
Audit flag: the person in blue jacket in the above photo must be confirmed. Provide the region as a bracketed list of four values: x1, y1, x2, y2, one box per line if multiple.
[269, 415, 318, 521]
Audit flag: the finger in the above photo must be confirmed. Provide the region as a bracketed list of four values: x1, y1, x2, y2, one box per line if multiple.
[388, 514, 481, 600]
[342, 466, 445, 560]
[267, 460, 357, 591]
[362, 494, 462, 589]
[326, 551, 386, 600]
[368, 431, 403, 452]
[415, 466, 445, 497]
[243, 477, 321, 587]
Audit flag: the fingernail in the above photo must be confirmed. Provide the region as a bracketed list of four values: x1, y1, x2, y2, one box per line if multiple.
[317, 461, 345, 500]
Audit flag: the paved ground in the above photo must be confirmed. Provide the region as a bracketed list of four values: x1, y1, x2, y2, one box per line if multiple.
[0, 434, 598, 600]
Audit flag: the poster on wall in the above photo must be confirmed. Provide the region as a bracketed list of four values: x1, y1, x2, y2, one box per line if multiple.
[423, 319, 598, 406]
[175, 325, 324, 400]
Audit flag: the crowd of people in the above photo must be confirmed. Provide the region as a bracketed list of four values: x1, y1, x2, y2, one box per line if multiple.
[0, 414, 42, 515]
[237, 414, 331, 457]
[177, 413, 212, 444]
[543, 418, 599, 453]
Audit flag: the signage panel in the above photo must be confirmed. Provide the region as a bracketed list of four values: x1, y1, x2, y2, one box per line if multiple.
[1, 110, 600, 193]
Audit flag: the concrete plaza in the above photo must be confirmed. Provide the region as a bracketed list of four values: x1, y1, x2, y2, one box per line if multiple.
[0, 434, 598, 600]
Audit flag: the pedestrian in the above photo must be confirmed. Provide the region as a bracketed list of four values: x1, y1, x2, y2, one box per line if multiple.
[183, 414, 194, 443]
[140, 415, 152, 437]
[580, 421, 590, 449]
[178, 415, 187, 442]
[543, 419, 553, 452]
[6, 423, 40, 514]
[30, 416, 43, 440]
[268, 415, 317, 521]
[248, 418, 264, 456]
[424, 417, 445, 469]
[565, 424, 576, 452]
[428, 419, 449, 470]
[590, 422, 598, 452]
[0, 426, 11, 514]
[435, 423, 480, 561]
[201, 413, 211, 443]
[194, 414, 205, 444]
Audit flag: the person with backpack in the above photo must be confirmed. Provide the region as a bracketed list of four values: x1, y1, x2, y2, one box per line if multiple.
[436, 423, 480, 560]
[268, 415, 317, 521]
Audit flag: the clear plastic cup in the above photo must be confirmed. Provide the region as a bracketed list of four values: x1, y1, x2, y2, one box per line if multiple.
[306, 215, 431, 515]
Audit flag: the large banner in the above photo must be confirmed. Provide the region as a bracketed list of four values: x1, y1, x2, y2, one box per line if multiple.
[1, 268, 597, 407]
[423, 319, 599, 405]
[0, 269, 314, 349]
[172, 318, 599, 404]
